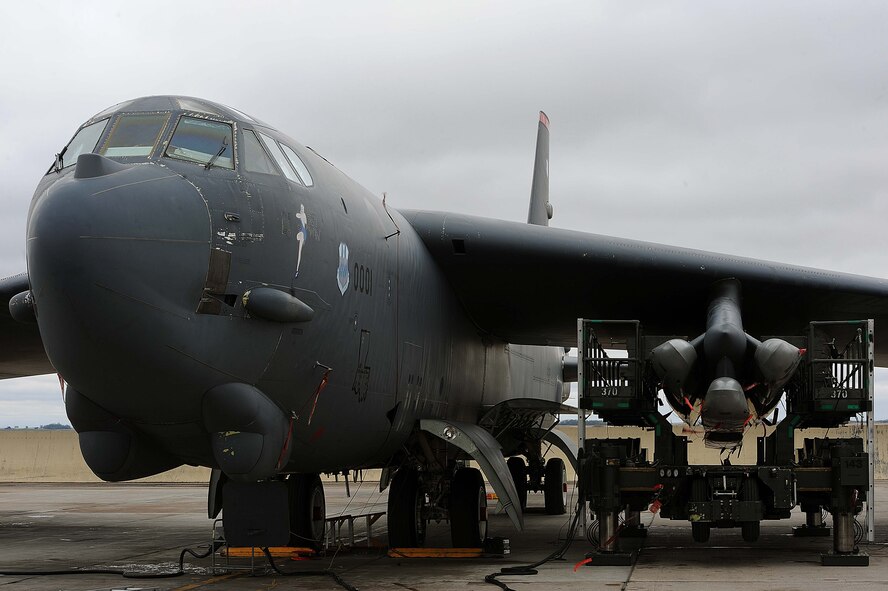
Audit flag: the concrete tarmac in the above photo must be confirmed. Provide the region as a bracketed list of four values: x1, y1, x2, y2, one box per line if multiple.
[1, 481, 886, 590]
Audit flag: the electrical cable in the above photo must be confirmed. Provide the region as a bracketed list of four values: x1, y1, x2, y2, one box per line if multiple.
[483, 463, 664, 591]
[0, 542, 221, 579]
[585, 519, 599, 547]
[262, 547, 359, 591]
[483, 494, 585, 591]
[482, 450, 591, 590]
[553, 471, 580, 543]
[853, 517, 865, 545]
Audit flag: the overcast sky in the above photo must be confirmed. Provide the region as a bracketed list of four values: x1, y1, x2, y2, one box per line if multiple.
[2, 1, 888, 426]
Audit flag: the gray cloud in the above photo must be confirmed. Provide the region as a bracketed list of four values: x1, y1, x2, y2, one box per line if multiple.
[2, 1, 888, 424]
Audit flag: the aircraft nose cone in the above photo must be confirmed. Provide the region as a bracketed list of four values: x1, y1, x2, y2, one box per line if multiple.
[27, 161, 211, 400]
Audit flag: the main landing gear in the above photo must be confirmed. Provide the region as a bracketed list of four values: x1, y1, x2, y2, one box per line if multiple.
[386, 464, 489, 549]
[450, 467, 488, 547]
[506, 455, 567, 515]
[544, 457, 568, 515]
[387, 467, 427, 547]
[214, 471, 327, 550]
[288, 473, 326, 549]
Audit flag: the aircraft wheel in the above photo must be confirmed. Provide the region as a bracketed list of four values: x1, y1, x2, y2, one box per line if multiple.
[740, 479, 760, 543]
[690, 477, 710, 543]
[507, 457, 528, 510]
[288, 473, 326, 549]
[387, 467, 426, 548]
[544, 457, 567, 515]
[691, 521, 711, 543]
[450, 467, 488, 547]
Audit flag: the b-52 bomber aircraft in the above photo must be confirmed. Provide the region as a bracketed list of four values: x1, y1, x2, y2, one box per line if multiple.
[3, 96, 888, 552]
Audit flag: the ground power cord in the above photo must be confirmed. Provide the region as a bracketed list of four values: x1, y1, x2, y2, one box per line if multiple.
[262, 547, 359, 591]
[0, 542, 221, 579]
[483, 496, 584, 591]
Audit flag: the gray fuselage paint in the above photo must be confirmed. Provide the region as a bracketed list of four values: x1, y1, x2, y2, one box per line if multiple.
[25, 97, 564, 476]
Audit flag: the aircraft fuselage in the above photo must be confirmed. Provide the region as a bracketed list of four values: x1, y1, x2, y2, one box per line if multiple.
[25, 97, 563, 479]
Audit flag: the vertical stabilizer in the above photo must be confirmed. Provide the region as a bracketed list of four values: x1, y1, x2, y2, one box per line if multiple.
[527, 111, 551, 226]
[516, 111, 565, 410]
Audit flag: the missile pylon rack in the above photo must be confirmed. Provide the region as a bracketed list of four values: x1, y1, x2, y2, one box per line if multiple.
[576, 318, 874, 567]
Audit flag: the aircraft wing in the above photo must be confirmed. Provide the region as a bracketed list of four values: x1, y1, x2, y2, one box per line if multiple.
[0, 273, 53, 378]
[401, 210, 888, 363]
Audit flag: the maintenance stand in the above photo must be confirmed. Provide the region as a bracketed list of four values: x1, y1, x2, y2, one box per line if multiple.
[577, 318, 874, 566]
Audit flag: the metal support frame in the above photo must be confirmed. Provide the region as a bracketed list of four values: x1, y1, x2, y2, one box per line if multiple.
[575, 316, 876, 567]
[620, 509, 648, 538]
[324, 511, 385, 549]
[577, 319, 587, 536]
[866, 319, 875, 543]
[793, 509, 830, 537]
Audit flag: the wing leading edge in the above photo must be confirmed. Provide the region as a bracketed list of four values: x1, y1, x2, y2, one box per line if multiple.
[401, 210, 888, 364]
[0, 273, 53, 379]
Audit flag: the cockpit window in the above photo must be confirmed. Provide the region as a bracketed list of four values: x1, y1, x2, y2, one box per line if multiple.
[165, 117, 234, 169]
[257, 132, 302, 185]
[91, 100, 134, 121]
[177, 98, 221, 116]
[56, 118, 108, 170]
[279, 144, 314, 187]
[242, 129, 277, 175]
[100, 113, 170, 157]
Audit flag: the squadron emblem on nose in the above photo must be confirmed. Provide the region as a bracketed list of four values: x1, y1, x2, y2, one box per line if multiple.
[337, 242, 350, 295]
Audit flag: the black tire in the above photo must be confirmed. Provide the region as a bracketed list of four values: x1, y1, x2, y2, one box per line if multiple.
[387, 467, 426, 548]
[507, 457, 528, 511]
[288, 473, 326, 549]
[740, 478, 760, 543]
[691, 521, 711, 543]
[690, 477, 710, 543]
[450, 467, 488, 548]
[544, 457, 567, 515]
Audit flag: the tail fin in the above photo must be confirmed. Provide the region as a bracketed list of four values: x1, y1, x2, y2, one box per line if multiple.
[527, 111, 552, 226]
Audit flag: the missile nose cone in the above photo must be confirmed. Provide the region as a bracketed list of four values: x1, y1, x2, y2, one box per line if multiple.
[755, 338, 802, 384]
[650, 338, 698, 407]
[701, 377, 749, 432]
[651, 339, 697, 380]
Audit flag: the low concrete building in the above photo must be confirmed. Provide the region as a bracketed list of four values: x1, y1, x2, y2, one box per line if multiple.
[0, 424, 883, 483]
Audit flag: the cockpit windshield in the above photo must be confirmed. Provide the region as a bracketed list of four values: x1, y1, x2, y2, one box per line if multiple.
[99, 113, 170, 157]
[56, 118, 108, 170]
[49, 99, 246, 175]
[165, 117, 234, 169]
